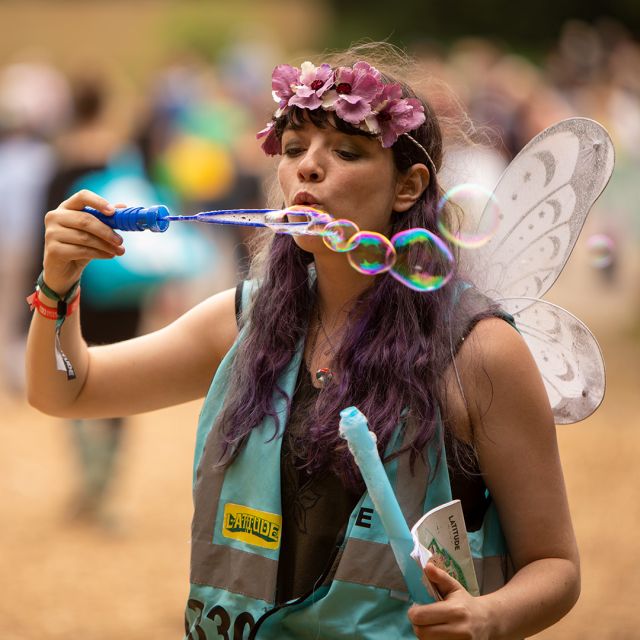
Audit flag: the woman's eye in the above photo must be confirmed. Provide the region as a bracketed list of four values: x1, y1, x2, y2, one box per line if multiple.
[283, 146, 304, 157]
[337, 149, 359, 160]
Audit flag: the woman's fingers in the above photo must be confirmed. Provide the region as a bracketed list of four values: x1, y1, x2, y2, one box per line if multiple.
[40, 190, 125, 295]
[60, 189, 115, 215]
[408, 603, 456, 627]
[46, 208, 124, 249]
[49, 226, 125, 257]
[53, 242, 122, 262]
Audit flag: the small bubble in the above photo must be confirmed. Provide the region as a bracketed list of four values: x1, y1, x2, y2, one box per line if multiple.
[322, 219, 360, 252]
[586, 233, 616, 269]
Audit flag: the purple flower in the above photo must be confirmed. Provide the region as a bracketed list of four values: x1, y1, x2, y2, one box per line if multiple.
[256, 121, 280, 155]
[322, 61, 383, 125]
[366, 84, 426, 147]
[288, 62, 334, 110]
[271, 64, 300, 111]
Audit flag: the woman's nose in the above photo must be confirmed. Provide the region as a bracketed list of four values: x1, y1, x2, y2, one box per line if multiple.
[297, 149, 325, 182]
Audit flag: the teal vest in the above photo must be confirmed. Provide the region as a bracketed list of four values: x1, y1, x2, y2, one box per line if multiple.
[185, 287, 512, 640]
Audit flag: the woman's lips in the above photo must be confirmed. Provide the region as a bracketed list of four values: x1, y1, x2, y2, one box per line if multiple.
[293, 192, 320, 206]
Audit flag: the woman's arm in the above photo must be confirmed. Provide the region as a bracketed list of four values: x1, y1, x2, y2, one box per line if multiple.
[409, 318, 580, 640]
[26, 190, 238, 418]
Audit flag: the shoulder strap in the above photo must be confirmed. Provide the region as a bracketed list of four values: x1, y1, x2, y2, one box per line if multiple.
[450, 285, 517, 356]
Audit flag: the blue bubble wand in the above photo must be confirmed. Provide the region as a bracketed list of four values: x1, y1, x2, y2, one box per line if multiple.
[82, 205, 316, 232]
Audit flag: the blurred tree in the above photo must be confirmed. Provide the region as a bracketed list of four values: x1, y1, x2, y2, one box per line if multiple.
[325, 0, 640, 53]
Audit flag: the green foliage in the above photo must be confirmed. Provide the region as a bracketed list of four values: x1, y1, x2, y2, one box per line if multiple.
[324, 0, 640, 53]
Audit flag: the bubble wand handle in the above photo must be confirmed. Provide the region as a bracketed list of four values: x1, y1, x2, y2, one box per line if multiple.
[83, 205, 171, 232]
[83, 206, 289, 231]
[339, 406, 434, 604]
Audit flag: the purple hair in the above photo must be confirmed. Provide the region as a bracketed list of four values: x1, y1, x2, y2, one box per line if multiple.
[214, 87, 497, 491]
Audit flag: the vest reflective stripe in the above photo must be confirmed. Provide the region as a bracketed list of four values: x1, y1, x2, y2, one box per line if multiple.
[191, 542, 277, 603]
[333, 538, 408, 592]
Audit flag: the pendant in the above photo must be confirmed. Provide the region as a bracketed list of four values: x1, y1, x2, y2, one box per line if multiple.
[315, 367, 333, 387]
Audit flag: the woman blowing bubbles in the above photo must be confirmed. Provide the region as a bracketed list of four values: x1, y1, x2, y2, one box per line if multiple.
[26, 45, 579, 639]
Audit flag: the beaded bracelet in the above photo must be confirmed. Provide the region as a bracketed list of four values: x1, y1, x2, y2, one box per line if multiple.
[26, 272, 81, 380]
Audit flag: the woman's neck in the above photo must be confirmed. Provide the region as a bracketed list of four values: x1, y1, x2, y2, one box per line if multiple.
[313, 252, 373, 328]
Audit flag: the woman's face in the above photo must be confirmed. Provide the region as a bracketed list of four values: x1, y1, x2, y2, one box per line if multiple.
[277, 118, 401, 251]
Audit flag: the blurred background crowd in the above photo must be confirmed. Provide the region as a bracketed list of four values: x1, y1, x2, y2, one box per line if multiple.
[1, 3, 639, 396]
[0, 1, 638, 638]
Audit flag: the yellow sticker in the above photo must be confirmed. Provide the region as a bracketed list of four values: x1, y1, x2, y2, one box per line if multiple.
[222, 503, 281, 550]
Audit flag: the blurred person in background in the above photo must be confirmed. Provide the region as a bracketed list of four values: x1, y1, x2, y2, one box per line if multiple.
[37, 74, 138, 528]
[139, 54, 269, 277]
[0, 61, 68, 393]
[26, 43, 582, 638]
[548, 20, 640, 303]
[39, 70, 227, 529]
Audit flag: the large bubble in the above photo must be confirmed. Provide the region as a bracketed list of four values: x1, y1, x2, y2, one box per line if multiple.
[261, 206, 331, 235]
[263, 208, 312, 234]
[346, 232, 396, 275]
[436, 183, 500, 248]
[322, 219, 361, 252]
[390, 228, 455, 291]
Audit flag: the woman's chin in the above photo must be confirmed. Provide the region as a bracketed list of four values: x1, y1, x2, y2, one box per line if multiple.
[292, 234, 329, 255]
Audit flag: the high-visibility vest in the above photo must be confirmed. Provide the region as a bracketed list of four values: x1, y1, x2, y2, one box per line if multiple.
[185, 284, 513, 640]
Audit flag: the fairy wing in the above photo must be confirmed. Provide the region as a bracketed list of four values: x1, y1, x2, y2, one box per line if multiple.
[500, 298, 605, 424]
[454, 118, 614, 423]
[462, 118, 615, 306]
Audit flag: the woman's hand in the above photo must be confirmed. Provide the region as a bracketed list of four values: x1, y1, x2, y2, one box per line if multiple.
[408, 563, 491, 640]
[42, 189, 125, 297]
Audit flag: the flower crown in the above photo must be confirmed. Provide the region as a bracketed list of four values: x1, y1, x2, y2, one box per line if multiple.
[257, 61, 427, 156]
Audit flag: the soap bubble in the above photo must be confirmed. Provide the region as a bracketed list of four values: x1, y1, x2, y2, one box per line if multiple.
[291, 207, 334, 236]
[436, 183, 500, 248]
[263, 209, 311, 234]
[390, 228, 455, 291]
[347, 232, 396, 275]
[261, 206, 331, 235]
[322, 219, 360, 252]
[586, 233, 616, 269]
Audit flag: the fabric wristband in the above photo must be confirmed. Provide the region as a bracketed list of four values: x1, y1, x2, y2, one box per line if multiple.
[27, 272, 82, 380]
[27, 288, 81, 320]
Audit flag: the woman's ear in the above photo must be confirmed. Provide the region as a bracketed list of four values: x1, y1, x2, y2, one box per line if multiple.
[393, 164, 430, 212]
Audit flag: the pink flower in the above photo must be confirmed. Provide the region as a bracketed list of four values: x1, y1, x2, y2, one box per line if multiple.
[258, 60, 428, 154]
[271, 64, 300, 111]
[366, 84, 426, 147]
[288, 62, 334, 110]
[256, 121, 280, 155]
[322, 62, 383, 125]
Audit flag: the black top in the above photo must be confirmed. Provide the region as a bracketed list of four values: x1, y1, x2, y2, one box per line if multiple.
[275, 365, 361, 603]
[234, 282, 490, 603]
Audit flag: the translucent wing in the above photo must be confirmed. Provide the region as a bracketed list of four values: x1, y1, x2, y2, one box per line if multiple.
[462, 118, 615, 306]
[500, 298, 605, 424]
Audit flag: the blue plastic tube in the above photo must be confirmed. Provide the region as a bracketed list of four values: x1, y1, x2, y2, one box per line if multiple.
[339, 406, 434, 604]
[83, 205, 171, 232]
